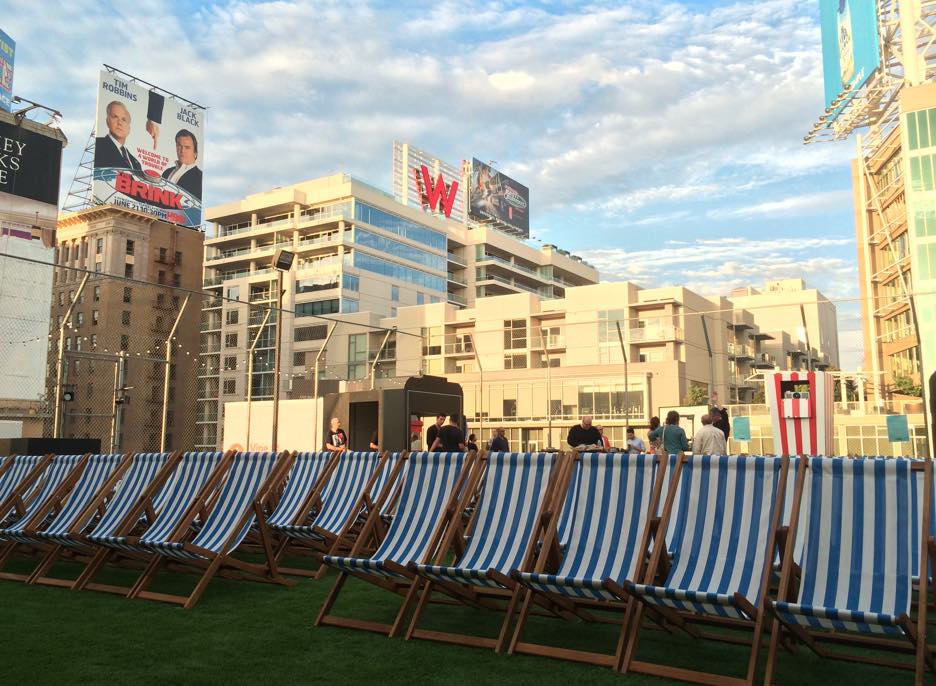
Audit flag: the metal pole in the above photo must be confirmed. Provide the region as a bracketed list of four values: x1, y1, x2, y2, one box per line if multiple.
[271, 270, 285, 452]
[53, 272, 90, 438]
[470, 333, 483, 444]
[615, 322, 630, 428]
[246, 307, 273, 451]
[110, 352, 127, 452]
[370, 328, 394, 390]
[109, 355, 120, 452]
[313, 323, 338, 399]
[160, 294, 189, 452]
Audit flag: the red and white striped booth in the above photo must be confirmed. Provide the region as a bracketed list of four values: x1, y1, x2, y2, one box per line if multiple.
[766, 371, 834, 456]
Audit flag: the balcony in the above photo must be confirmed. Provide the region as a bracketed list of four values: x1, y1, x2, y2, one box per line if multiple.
[751, 352, 777, 369]
[447, 292, 467, 306]
[447, 271, 468, 286]
[447, 251, 467, 267]
[629, 326, 680, 342]
[203, 276, 224, 287]
[727, 343, 755, 361]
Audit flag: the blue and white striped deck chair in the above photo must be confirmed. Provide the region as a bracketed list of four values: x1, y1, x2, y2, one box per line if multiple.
[910, 457, 935, 586]
[129, 451, 287, 608]
[766, 457, 933, 684]
[0, 455, 51, 524]
[509, 453, 662, 666]
[555, 456, 582, 551]
[317, 452, 474, 636]
[406, 452, 561, 651]
[265, 451, 334, 531]
[27, 453, 173, 588]
[271, 451, 390, 544]
[0, 455, 89, 543]
[621, 455, 788, 686]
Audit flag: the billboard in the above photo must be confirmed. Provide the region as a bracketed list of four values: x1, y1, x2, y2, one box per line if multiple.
[0, 118, 63, 205]
[468, 158, 529, 237]
[819, 0, 881, 111]
[92, 69, 205, 228]
[0, 29, 13, 113]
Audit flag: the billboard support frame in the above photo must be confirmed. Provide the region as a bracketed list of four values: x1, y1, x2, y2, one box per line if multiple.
[102, 64, 206, 111]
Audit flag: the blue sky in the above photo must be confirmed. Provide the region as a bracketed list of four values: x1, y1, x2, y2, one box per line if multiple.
[3, 0, 862, 366]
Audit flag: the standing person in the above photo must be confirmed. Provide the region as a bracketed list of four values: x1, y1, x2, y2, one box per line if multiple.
[626, 427, 646, 454]
[490, 427, 509, 452]
[567, 416, 603, 450]
[596, 425, 611, 451]
[466, 433, 479, 452]
[426, 414, 445, 450]
[647, 416, 661, 449]
[648, 411, 689, 455]
[430, 414, 466, 452]
[692, 414, 727, 456]
[325, 417, 348, 452]
[709, 392, 731, 441]
[369, 429, 379, 451]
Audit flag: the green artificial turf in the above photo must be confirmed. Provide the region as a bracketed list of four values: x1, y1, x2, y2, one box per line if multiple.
[0, 555, 924, 685]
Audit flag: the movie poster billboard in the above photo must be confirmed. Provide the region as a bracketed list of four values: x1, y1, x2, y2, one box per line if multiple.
[0, 29, 14, 113]
[468, 158, 529, 237]
[819, 0, 881, 112]
[92, 69, 205, 228]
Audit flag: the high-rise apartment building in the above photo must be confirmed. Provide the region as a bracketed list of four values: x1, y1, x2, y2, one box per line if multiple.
[198, 173, 597, 449]
[49, 205, 204, 452]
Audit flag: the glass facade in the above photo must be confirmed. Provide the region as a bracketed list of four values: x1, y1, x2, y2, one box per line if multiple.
[295, 299, 340, 317]
[353, 251, 446, 292]
[354, 201, 447, 252]
[354, 228, 446, 271]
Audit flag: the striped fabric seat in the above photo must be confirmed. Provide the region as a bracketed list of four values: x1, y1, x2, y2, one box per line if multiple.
[555, 456, 582, 550]
[910, 458, 934, 581]
[325, 452, 469, 577]
[266, 451, 333, 528]
[772, 458, 914, 636]
[629, 455, 783, 620]
[0, 455, 87, 540]
[518, 452, 657, 600]
[90, 451, 223, 553]
[39, 453, 172, 549]
[370, 452, 402, 516]
[0, 455, 48, 522]
[415, 452, 558, 588]
[273, 451, 388, 540]
[146, 452, 280, 560]
[18, 454, 124, 546]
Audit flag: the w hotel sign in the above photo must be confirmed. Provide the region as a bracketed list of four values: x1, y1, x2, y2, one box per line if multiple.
[414, 164, 459, 218]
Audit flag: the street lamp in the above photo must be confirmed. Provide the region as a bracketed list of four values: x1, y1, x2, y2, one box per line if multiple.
[271, 248, 295, 451]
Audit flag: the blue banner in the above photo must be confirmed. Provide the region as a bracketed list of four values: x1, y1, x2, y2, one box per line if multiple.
[886, 415, 910, 443]
[820, 1, 881, 113]
[733, 416, 751, 441]
[0, 29, 14, 113]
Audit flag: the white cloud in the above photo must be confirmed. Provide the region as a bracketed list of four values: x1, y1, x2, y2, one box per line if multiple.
[707, 190, 854, 220]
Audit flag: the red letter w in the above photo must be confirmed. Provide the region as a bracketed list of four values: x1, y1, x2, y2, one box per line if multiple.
[416, 165, 458, 218]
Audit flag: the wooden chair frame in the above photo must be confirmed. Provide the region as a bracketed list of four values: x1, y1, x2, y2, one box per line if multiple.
[507, 451, 669, 669]
[618, 452, 791, 686]
[403, 451, 571, 653]
[315, 450, 481, 637]
[764, 456, 933, 686]
[0, 454, 56, 527]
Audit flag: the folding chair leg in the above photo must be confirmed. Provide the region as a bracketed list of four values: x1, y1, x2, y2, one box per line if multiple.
[405, 579, 435, 640]
[27, 544, 62, 585]
[507, 589, 536, 654]
[0, 541, 16, 569]
[183, 555, 225, 609]
[72, 547, 110, 591]
[314, 571, 349, 627]
[495, 586, 524, 653]
[619, 600, 646, 673]
[763, 617, 783, 686]
[128, 555, 164, 598]
[390, 577, 424, 639]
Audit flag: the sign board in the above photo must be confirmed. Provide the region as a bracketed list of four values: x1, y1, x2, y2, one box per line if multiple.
[92, 69, 205, 227]
[0, 29, 13, 113]
[819, 0, 881, 114]
[0, 119, 63, 204]
[732, 416, 752, 441]
[886, 414, 910, 443]
[469, 158, 529, 237]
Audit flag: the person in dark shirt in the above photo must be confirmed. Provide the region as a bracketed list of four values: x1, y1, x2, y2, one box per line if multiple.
[567, 416, 603, 450]
[325, 417, 348, 452]
[426, 414, 445, 450]
[369, 430, 379, 451]
[490, 427, 509, 452]
[710, 406, 730, 440]
[466, 433, 479, 452]
[430, 414, 466, 452]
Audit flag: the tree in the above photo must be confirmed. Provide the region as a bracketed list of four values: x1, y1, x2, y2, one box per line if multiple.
[682, 383, 708, 407]
[892, 375, 922, 397]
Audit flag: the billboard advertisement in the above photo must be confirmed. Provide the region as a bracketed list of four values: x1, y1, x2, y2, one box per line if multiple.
[0, 29, 13, 113]
[468, 158, 529, 237]
[92, 69, 205, 228]
[819, 0, 881, 111]
[0, 118, 63, 205]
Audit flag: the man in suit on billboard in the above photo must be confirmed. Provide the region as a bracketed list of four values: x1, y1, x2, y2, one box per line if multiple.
[161, 129, 202, 201]
[94, 101, 142, 171]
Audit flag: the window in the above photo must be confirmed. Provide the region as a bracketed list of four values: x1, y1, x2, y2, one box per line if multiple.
[504, 354, 527, 369]
[91, 310, 99, 326]
[65, 338, 71, 351]
[293, 352, 306, 367]
[123, 287, 132, 303]
[79, 292, 85, 304]
[342, 273, 359, 292]
[295, 325, 328, 342]
[126, 239, 134, 255]
[341, 298, 359, 313]
[352, 252, 446, 292]
[172, 295, 180, 308]
[121, 311, 131, 326]
[75, 336, 82, 351]
[391, 285, 399, 302]
[416, 292, 425, 305]
[390, 306, 397, 317]
[159, 247, 168, 262]
[226, 286, 240, 301]
[354, 202, 446, 251]
[224, 356, 237, 371]
[68, 290, 74, 303]
[120, 335, 129, 351]
[62, 244, 69, 262]
[124, 264, 133, 279]
[96, 238, 104, 255]
[76, 312, 84, 326]
[173, 273, 181, 288]
[175, 251, 182, 265]
[353, 229, 446, 271]
[158, 270, 166, 285]
[87, 383, 93, 398]
[503, 399, 517, 417]
[90, 335, 97, 350]
[225, 333, 238, 348]
[58, 292, 64, 306]
[73, 359, 81, 375]
[296, 276, 339, 293]
[223, 379, 236, 395]
[94, 262, 102, 273]
[347, 333, 367, 379]
[504, 319, 527, 350]
[295, 299, 340, 317]
[225, 310, 239, 325]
